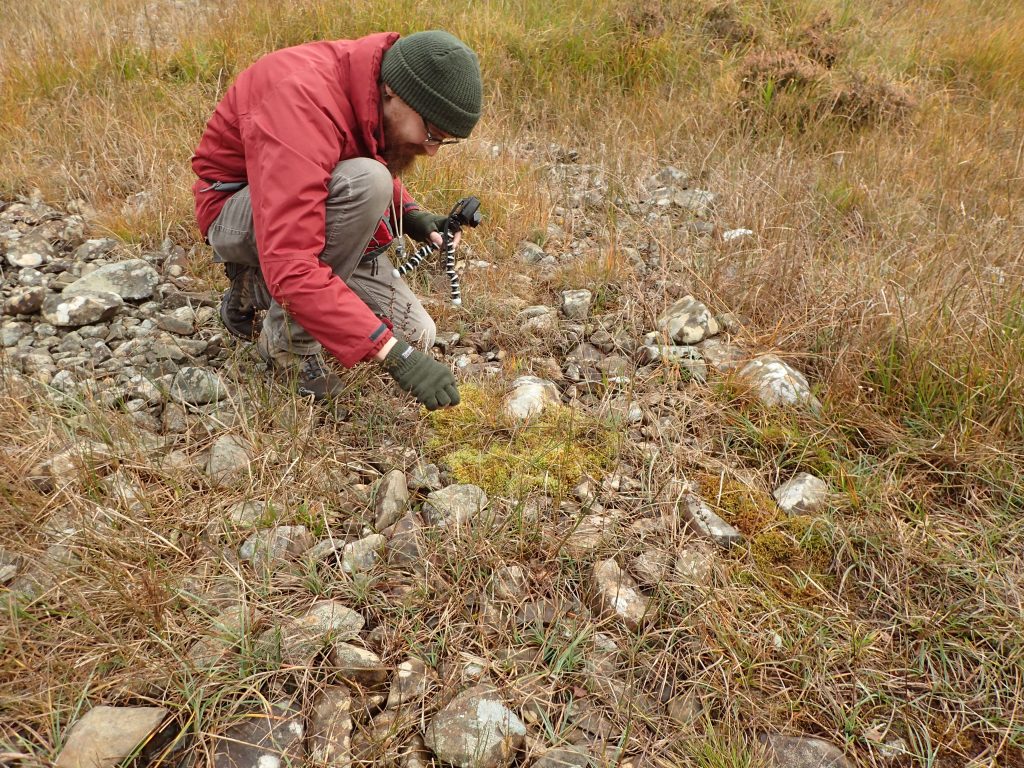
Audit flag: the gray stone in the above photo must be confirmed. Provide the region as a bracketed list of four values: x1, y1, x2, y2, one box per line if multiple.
[212, 700, 305, 768]
[204, 434, 250, 486]
[632, 550, 672, 585]
[330, 642, 388, 685]
[309, 687, 353, 767]
[518, 241, 547, 264]
[5, 233, 55, 268]
[374, 469, 410, 530]
[534, 746, 592, 767]
[591, 558, 650, 630]
[342, 533, 386, 575]
[408, 461, 442, 492]
[55, 706, 167, 768]
[638, 344, 708, 381]
[722, 228, 754, 243]
[518, 306, 558, 334]
[679, 494, 743, 549]
[425, 683, 526, 768]
[384, 512, 426, 567]
[386, 657, 433, 709]
[735, 354, 821, 412]
[1, 320, 32, 347]
[560, 289, 592, 320]
[240, 525, 315, 570]
[63, 258, 161, 301]
[759, 734, 851, 768]
[422, 484, 489, 527]
[42, 291, 123, 327]
[673, 188, 716, 218]
[564, 514, 616, 555]
[504, 376, 561, 420]
[259, 600, 364, 666]
[30, 441, 115, 491]
[674, 547, 714, 586]
[656, 295, 719, 345]
[773, 473, 829, 516]
[169, 366, 226, 405]
[3, 286, 47, 315]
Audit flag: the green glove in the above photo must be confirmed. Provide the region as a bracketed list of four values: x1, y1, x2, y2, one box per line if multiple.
[403, 209, 448, 244]
[383, 339, 460, 410]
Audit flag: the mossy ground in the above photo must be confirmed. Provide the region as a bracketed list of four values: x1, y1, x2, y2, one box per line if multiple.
[427, 383, 618, 498]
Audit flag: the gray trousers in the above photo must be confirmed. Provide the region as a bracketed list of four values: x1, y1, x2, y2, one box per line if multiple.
[207, 157, 436, 355]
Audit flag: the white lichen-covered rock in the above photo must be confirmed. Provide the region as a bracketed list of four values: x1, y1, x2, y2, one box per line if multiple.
[169, 366, 227, 405]
[656, 295, 720, 345]
[504, 376, 561, 420]
[679, 494, 743, 549]
[560, 289, 592, 320]
[342, 533, 386, 575]
[422, 484, 489, 527]
[62, 258, 161, 300]
[591, 558, 650, 630]
[212, 700, 305, 768]
[735, 354, 822, 412]
[240, 525, 315, 570]
[425, 684, 526, 768]
[758, 734, 851, 768]
[673, 188, 716, 218]
[773, 473, 829, 516]
[387, 657, 434, 709]
[674, 546, 715, 586]
[258, 600, 364, 665]
[204, 434, 251, 487]
[309, 687, 353, 767]
[42, 290, 123, 327]
[330, 642, 388, 685]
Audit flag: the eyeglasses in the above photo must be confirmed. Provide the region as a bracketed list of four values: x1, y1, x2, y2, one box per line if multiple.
[422, 115, 461, 147]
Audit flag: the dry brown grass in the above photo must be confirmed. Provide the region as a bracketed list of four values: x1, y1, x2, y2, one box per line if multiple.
[2, 0, 1024, 764]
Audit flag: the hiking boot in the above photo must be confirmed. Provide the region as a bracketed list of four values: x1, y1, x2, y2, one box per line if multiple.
[256, 329, 347, 402]
[220, 263, 260, 340]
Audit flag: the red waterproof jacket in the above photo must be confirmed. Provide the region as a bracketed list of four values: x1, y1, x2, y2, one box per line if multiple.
[191, 32, 414, 367]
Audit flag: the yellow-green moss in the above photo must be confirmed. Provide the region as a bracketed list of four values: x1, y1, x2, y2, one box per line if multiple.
[427, 383, 618, 497]
[695, 472, 780, 535]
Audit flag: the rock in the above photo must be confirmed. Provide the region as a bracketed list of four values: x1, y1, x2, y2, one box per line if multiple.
[518, 241, 547, 264]
[212, 699, 305, 768]
[722, 228, 754, 242]
[63, 258, 161, 300]
[679, 494, 743, 548]
[655, 295, 719, 345]
[534, 746, 592, 767]
[42, 291, 123, 327]
[1, 320, 32, 347]
[374, 469, 410, 530]
[342, 533, 386, 575]
[169, 366, 227, 405]
[638, 344, 708, 381]
[330, 643, 388, 685]
[673, 188, 716, 218]
[518, 306, 558, 335]
[30, 441, 115, 492]
[55, 706, 168, 768]
[3, 286, 47, 315]
[773, 473, 829, 516]
[240, 525, 315, 570]
[422, 484, 489, 527]
[384, 512, 426, 567]
[632, 550, 672, 585]
[386, 657, 433, 709]
[204, 434, 251, 487]
[5, 233, 55, 268]
[504, 376, 561, 420]
[259, 600, 364, 665]
[674, 547, 714, 586]
[408, 461, 443, 492]
[758, 734, 851, 768]
[734, 354, 821, 412]
[425, 683, 526, 768]
[560, 289, 592, 320]
[563, 514, 616, 555]
[590, 559, 650, 630]
[488, 564, 528, 601]
[309, 687, 353, 767]
[645, 166, 690, 192]
[666, 690, 703, 725]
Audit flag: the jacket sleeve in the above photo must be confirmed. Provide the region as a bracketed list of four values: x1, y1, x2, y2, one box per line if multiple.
[240, 77, 392, 367]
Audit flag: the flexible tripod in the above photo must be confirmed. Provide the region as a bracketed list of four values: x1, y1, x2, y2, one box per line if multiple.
[392, 196, 481, 306]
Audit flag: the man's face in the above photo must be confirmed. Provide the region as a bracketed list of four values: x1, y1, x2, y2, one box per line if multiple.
[380, 85, 451, 176]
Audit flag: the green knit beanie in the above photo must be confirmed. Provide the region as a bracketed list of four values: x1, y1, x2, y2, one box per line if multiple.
[381, 30, 482, 138]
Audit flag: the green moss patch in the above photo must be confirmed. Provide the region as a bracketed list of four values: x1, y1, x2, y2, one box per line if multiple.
[427, 384, 618, 498]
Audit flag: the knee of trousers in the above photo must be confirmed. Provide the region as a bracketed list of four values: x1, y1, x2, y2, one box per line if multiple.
[328, 157, 393, 212]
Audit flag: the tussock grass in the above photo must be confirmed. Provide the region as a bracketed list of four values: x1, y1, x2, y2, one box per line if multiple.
[2, 0, 1024, 764]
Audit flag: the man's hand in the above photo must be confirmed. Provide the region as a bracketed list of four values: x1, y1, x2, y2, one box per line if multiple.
[403, 209, 462, 249]
[382, 339, 460, 410]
